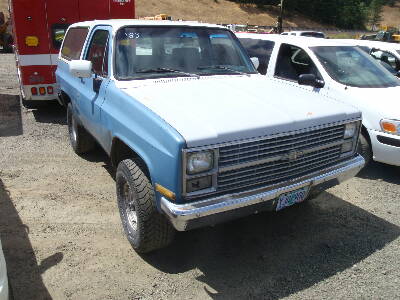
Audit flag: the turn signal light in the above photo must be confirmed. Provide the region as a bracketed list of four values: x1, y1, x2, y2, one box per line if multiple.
[39, 87, 46, 95]
[31, 87, 38, 95]
[381, 121, 397, 133]
[47, 86, 54, 94]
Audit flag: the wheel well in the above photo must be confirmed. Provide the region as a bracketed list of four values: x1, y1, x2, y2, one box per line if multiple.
[110, 139, 151, 178]
[361, 125, 371, 146]
[60, 91, 71, 107]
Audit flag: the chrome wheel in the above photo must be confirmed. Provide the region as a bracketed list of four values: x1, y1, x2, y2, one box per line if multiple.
[123, 182, 138, 232]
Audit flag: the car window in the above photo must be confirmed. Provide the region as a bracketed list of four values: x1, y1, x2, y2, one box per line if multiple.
[114, 27, 256, 80]
[300, 32, 325, 38]
[371, 49, 400, 72]
[275, 43, 322, 81]
[52, 24, 70, 50]
[239, 38, 275, 75]
[85, 30, 109, 77]
[312, 46, 400, 88]
[61, 27, 89, 60]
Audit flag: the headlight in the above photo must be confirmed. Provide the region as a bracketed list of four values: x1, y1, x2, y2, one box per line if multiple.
[381, 119, 400, 135]
[187, 150, 214, 175]
[344, 122, 357, 139]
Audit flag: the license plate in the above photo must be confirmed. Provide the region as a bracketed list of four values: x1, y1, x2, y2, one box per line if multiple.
[276, 187, 309, 211]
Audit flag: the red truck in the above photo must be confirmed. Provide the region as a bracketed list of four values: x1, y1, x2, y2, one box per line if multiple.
[9, 0, 135, 108]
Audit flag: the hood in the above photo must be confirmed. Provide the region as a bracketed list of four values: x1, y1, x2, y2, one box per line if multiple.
[344, 86, 400, 120]
[116, 75, 361, 148]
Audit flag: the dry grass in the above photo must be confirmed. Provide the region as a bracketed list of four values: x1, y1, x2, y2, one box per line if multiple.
[381, 1, 400, 28]
[135, 0, 325, 27]
[0, 0, 8, 18]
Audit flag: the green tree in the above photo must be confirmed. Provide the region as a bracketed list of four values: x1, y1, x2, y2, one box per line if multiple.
[369, 0, 384, 29]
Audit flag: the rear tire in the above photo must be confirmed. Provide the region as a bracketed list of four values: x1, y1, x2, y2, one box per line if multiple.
[116, 158, 175, 253]
[67, 103, 95, 154]
[357, 133, 372, 165]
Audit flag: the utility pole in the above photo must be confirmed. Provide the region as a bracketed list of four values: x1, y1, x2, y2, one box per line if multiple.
[277, 0, 284, 34]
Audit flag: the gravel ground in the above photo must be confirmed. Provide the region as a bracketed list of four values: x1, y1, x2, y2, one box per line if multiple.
[0, 53, 400, 300]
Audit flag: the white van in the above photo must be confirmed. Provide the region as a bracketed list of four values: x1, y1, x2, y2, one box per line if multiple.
[238, 33, 400, 166]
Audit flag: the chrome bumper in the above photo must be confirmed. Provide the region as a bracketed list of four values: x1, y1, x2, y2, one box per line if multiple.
[161, 155, 365, 231]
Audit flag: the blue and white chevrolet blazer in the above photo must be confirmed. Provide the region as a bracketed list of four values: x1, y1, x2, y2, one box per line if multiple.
[56, 20, 365, 253]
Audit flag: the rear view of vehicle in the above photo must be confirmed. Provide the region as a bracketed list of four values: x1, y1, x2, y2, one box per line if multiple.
[10, 0, 135, 108]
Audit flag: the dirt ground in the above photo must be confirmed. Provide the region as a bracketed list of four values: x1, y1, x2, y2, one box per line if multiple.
[0, 53, 400, 300]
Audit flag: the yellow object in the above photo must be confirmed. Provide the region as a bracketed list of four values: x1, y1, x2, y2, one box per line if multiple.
[25, 36, 39, 47]
[155, 184, 176, 201]
[140, 14, 171, 21]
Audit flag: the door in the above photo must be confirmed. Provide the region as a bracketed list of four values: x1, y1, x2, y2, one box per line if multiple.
[80, 26, 111, 145]
[273, 43, 327, 95]
[370, 49, 400, 75]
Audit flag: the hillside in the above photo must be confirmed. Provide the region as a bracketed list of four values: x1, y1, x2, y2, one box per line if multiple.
[0, 0, 323, 28]
[1, 0, 398, 29]
[381, 1, 400, 28]
[135, 0, 324, 27]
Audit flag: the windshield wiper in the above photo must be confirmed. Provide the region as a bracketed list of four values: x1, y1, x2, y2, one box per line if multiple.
[198, 65, 251, 77]
[136, 68, 200, 79]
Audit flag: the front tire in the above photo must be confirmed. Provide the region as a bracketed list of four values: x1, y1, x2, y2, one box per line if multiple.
[67, 103, 95, 154]
[116, 159, 175, 253]
[357, 133, 372, 165]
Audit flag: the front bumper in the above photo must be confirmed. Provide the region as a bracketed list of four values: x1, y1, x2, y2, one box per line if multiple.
[161, 155, 365, 231]
[369, 129, 400, 167]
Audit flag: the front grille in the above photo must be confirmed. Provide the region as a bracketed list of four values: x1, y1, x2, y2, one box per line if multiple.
[217, 124, 345, 192]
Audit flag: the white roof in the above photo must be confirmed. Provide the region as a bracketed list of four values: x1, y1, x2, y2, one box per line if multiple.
[70, 19, 227, 31]
[335, 39, 400, 51]
[236, 33, 352, 47]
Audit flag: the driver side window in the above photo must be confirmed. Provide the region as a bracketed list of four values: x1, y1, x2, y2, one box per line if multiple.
[275, 44, 322, 81]
[85, 30, 109, 77]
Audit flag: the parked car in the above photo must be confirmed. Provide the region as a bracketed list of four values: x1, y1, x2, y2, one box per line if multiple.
[238, 33, 400, 167]
[57, 20, 364, 253]
[0, 238, 9, 300]
[338, 39, 400, 77]
[281, 31, 325, 38]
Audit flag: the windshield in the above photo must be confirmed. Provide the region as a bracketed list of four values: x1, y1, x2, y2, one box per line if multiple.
[114, 26, 256, 80]
[301, 32, 325, 38]
[311, 46, 400, 88]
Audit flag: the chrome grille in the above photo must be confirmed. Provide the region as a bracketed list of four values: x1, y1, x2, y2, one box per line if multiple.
[217, 125, 345, 192]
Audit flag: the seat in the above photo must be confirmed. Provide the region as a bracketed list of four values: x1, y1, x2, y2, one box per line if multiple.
[171, 48, 201, 72]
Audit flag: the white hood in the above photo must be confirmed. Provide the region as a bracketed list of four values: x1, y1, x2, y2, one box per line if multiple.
[116, 75, 361, 147]
[334, 85, 400, 131]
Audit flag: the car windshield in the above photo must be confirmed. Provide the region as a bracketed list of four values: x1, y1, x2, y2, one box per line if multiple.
[311, 46, 400, 88]
[114, 26, 256, 80]
[301, 32, 325, 38]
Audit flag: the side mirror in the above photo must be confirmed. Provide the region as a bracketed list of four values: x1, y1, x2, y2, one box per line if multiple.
[69, 60, 92, 78]
[250, 57, 260, 70]
[298, 74, 325, 88]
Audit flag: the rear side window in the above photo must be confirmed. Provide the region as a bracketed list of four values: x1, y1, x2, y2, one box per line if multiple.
[85, 30, 109, 77]
[240, 38, 275, 75]
[52, 24, 70, 50]
[61, 27, 89, 60]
